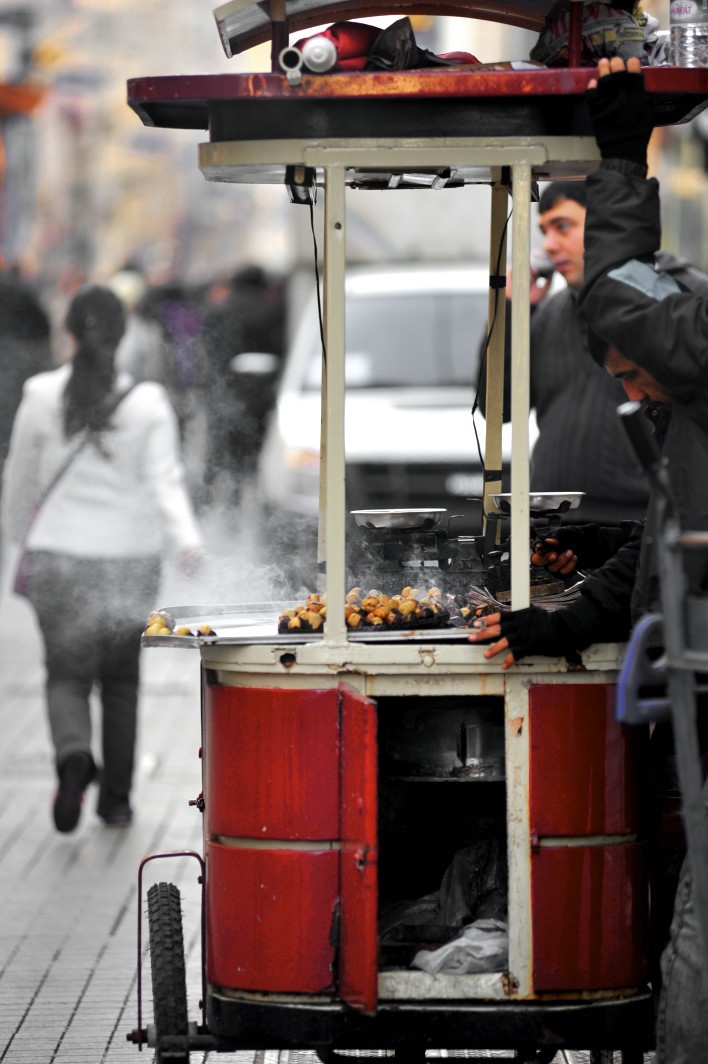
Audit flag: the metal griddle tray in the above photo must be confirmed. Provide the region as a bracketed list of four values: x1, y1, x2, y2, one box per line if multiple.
[140, 601, 476, 648]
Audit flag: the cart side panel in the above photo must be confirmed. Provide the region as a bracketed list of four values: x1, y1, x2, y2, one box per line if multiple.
[338, 684, 378, 1015]
[205, 840, 338, 992]
[529, 681, 649, 992]
[529, 683, 647, 836]
[531, 841, 649, 990]
[204, 684, 340, 839]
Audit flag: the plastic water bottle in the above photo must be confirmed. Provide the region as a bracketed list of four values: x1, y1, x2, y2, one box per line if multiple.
[670, 0, 708, 66]
[300, 36, 338, 73]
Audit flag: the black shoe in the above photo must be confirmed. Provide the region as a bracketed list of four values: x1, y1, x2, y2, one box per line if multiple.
[53, 752, 95, 833]
[97, 781, 133, 827]
[100, 807, 133, 828]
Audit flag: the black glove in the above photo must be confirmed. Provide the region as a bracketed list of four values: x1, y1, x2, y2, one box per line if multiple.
[586, 70, 654, 168]
[366, 18, 420, 70]
[497, 605, 577, 662]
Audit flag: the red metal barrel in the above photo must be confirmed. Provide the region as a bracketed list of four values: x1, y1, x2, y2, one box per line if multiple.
[528, 682, 649, 991]
[203, 684, 341, 993]
[202, 680, 377, 1012]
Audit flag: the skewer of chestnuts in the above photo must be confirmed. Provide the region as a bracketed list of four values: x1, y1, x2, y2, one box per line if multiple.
[278, 586, 451, 633]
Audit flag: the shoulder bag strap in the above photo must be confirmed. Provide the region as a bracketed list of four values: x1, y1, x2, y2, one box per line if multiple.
[32, 382, 137, 518]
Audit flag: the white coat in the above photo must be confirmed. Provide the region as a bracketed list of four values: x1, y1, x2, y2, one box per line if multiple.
[1, 364, 202, 560]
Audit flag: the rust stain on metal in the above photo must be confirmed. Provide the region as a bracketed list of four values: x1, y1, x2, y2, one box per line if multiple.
[128, 68, 708, 134]
[129, 67, 597, 106]
[510, 716, 523, 736]
[501, 971, 520, 996]
[327, 660, 361, 675]
[129, 66, 708, 103]
[239, 68, 595, 101]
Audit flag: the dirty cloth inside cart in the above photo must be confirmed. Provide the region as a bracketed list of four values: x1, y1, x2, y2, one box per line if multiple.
[380, 838, 508, 972]
[412, 918, 509, 974]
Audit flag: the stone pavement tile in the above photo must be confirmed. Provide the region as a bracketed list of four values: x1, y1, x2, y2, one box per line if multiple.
[1, 1052, 60, 1062]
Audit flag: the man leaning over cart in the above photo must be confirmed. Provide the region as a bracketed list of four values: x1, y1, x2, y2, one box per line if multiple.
[468, 55, 708, 1063]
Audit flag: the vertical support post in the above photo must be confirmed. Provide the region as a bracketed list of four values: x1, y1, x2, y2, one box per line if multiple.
[483, 177, 509, 543]
[504, 673, 532, 996]
[567, 0, 584, 67]
[510, 162, 531, 611]
[269, 0, 289, 71]
[321, 164, 347, 646]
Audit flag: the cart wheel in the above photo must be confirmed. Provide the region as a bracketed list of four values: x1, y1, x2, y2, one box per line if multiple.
[148, 882, 190, 1064]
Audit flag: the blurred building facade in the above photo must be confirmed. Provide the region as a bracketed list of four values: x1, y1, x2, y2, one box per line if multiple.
[0, 0, 705, 303]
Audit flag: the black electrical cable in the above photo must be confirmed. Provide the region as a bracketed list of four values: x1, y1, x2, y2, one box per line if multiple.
[308, 193, 327, 366]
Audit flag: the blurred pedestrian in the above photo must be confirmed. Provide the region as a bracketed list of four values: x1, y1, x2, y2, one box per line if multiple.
[198, 265, 285, 507]
[109, 263, 161, 384]
[0, 268, 52, 516]
[131, 280, 205, 442]
[1, 285, 203, 832]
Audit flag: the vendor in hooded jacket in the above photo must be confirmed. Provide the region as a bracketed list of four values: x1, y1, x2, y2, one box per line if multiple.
[468, 58, 708, 669]
[468, 55, 708, 1064]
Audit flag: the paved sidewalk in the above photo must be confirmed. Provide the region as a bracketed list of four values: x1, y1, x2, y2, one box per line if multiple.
[0, 576, 208, 1063]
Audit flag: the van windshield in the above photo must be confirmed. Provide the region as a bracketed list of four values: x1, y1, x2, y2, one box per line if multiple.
[303, 290, 488, 390]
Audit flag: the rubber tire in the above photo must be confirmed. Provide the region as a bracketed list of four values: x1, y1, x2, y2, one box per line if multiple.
[147, 882, 190, 1063]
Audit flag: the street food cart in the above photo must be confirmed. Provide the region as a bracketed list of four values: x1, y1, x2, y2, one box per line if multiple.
[126, 4, 708, 1061]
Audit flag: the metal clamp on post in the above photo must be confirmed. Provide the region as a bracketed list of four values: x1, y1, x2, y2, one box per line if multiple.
[285, 163, 316, 205]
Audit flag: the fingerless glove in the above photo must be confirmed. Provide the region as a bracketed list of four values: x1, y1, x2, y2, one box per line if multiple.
[586, 70, 654, 169]
[497, 605, 578, 661]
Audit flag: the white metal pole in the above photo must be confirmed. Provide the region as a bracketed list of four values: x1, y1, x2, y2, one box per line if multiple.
[322, 164, 347, 646]
[509, 163, 531, 611]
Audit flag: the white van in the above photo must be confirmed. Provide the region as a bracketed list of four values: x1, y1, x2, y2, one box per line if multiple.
[256, 263, 536, 548]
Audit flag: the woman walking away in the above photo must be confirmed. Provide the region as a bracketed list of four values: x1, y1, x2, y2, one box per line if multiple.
[1, 285, 203, 832]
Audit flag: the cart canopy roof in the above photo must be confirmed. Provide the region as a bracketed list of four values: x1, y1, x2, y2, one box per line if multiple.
[214, 0, 580, 56]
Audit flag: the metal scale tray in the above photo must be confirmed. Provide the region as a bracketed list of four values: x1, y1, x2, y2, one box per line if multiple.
[141, 601, 481, 647]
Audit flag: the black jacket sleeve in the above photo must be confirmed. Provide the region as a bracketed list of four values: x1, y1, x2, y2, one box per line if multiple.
[497, 521, 642, 661]
[543, 520, 640, 570]
[547, 523, 643, 651]
[580, 164, 708, 403]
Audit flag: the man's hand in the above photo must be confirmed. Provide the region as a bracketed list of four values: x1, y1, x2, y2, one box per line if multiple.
[529, 264, 553, 307]
[586, 55, 654, 168]
[587, 54, 640, 91]
[467, 605, 573, 670]
[507, 261, 552, 308]
[467, 610, 516, 669]
[531, 536, 578, 575]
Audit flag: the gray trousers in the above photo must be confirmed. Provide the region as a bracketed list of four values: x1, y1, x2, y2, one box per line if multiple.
[28, 552, 161, 817]
[656, 779, 708, 1063]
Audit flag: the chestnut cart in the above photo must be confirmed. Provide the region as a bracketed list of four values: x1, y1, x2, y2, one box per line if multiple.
[127, 5, 708, 1061]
